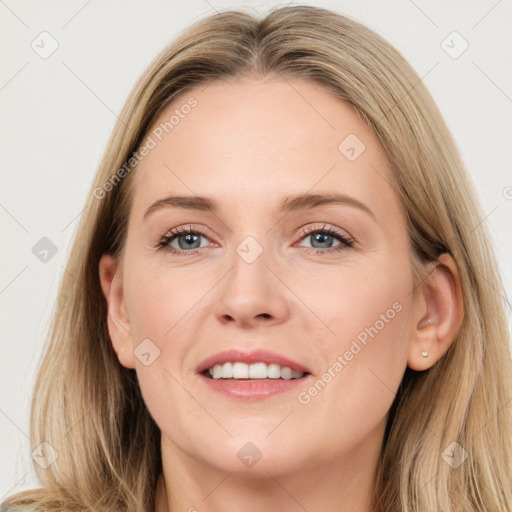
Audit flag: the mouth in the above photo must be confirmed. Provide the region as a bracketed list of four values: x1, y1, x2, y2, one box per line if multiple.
[202, 362, 307, 380]
[196, 349, 312, 400]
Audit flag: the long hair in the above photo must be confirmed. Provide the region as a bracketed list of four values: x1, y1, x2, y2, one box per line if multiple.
[3, 5, 512, 511]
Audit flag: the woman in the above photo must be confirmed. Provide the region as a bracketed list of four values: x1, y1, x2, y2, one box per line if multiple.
[3, 5, 511, 512]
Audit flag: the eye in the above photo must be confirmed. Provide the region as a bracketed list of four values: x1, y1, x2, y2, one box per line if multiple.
[295, 224, 353, 255]
[158, 225, 212, 255]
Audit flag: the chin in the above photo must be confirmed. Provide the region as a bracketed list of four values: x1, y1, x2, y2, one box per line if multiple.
[195, 435, 309, 478]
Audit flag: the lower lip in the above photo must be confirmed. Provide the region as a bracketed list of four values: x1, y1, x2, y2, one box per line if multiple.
[199, 374, 311, 400]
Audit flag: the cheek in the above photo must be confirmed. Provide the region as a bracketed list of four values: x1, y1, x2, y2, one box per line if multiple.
[300, 251, 414, 378]
[325, 269, 412, 356]
[123, 258, 209, 343]
[291, 279, 413, 456]
[296, 253, 412, 340]
[122, 263, 201, 444]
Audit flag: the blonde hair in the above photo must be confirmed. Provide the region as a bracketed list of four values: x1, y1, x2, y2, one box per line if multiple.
[3, 5, 512, 511]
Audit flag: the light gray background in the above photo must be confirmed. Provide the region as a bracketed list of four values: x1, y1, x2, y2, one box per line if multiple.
[1, 0, 511, 499]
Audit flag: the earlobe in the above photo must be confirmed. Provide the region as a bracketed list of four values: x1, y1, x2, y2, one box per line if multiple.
[407, 253, 464, 371]
[99, 254, 135, 369]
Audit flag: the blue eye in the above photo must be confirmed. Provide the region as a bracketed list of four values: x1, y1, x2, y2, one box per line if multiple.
[295, 224, 353, 255]
[158, 225, 211, 254]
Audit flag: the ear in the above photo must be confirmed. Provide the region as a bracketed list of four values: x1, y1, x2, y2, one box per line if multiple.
[408, 253, 464, 371]
[99, 254, 135, 369]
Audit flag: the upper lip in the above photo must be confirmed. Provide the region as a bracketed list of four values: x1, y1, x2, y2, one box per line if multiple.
[196, 348, 311, 375]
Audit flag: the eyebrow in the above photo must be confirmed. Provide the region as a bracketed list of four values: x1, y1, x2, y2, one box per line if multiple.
[143, 192, 375, 220]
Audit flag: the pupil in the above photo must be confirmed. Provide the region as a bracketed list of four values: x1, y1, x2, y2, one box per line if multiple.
[181, 233, 199, 249]
[313, 233, 332, 248]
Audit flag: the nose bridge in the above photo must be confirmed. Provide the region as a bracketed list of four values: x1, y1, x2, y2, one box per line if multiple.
[227, 233, 273, 301]
[213, 231, 288, 326]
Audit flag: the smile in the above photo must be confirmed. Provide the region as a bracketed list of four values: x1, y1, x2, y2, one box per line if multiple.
[205, 362, 305, 379]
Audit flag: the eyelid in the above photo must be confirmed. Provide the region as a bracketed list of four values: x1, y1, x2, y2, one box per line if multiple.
[159, 224, 215, 249]
[295, 223, 354, 244]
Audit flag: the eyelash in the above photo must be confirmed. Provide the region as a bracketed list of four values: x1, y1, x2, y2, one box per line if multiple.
[157, 224, 354, 256]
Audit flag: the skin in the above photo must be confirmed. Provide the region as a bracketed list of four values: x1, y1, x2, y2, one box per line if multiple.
[99, 75, 463, 512]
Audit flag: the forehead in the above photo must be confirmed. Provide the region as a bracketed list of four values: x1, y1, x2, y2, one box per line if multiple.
[130, 75, 398, 219]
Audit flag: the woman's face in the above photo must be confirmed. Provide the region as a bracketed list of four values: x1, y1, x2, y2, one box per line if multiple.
[108, 75, 420, 476]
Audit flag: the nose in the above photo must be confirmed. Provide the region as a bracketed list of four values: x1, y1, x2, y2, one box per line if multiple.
[213, 245, 290, 328]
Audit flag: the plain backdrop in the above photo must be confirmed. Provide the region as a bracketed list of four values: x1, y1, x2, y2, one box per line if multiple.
[1, 0, 511, 499]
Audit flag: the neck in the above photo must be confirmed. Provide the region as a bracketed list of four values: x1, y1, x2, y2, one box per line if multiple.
[154, 423, 384, 512]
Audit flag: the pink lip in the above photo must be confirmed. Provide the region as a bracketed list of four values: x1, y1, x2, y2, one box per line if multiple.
[196, 348, 311, 375]
[199, 374, 313, 401]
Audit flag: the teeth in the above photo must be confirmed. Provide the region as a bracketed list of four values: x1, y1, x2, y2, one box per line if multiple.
[267, 363, 281, 379]
[232, 362, 249, 379]
[281, 367, 293, 380]
[212, 365, 222, 379]
[208, 362, 305, 380]
[221, 362, 233, 378]
[249, 362, 267, 379]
